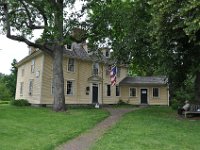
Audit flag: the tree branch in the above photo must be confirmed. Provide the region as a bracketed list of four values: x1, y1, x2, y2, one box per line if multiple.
[1, 3, 53, 55]
[19, 0, 46, 29]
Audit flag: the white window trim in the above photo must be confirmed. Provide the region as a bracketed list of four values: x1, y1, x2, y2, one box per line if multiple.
[31, 59, 35, 73]
[67, 58, 75, 72]
[92, 62, 99, 75]
[152, 87, 160, 98]
[129, 87, 137, 97]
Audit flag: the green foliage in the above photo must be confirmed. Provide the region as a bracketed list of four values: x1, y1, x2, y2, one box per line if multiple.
[87, 0, 160, 75]
[0, 81, 12, 101]
[0, 105, 108, 150]
[170, 98, 181, 110]
[0, 101, 9, 105]
[10, 99, 30, 106]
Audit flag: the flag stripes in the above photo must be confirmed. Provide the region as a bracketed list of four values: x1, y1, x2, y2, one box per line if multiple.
[110, 66, 117, 86]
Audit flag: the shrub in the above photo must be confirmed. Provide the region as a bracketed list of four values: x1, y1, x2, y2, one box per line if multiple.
[117, 99, 128, 105]
[0, 101, 10, 105]
[10, 99, 30, 106]
[171, 98, 181, 110]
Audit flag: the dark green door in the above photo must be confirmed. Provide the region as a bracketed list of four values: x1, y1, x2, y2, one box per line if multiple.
[141, 89, 148, 104]
[92, 84, 98, 103]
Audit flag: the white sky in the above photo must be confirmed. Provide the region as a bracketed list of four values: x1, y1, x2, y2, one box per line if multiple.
[0, 0, 85, 75]
[0, 35, 28, 75]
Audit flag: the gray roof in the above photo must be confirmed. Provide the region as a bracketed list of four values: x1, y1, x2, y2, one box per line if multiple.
[119, 76, 168, 85]
[64, 43, 110, 63]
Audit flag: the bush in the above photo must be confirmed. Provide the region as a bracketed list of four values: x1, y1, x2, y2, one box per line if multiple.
[117, 99, 130, 105]
[0, 101, 10, 105]
[10, 99, 30, 106]
[171, 98, 181, 110]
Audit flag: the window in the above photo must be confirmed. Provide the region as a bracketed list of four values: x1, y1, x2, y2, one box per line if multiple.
[130, 88, 136, 97]
[29, 80, 33, 95]
[105, 65, 111, 75]
[67, 81, 74, 95]
[31, 59, 35, 73]
[20, 82, 23, 95]
[116, 85, 120, 96]
[107, 84, 111, 96]
[93, 62, 99, 75]
[21, 69, 24, 77]
[68, 58, 75, 72]
[117, 67, 120, 77]
[153, 88, 159, 97]
[105, 49, 110, 57]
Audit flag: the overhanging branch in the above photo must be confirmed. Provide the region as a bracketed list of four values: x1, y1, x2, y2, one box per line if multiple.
[1, 3, 53, 55]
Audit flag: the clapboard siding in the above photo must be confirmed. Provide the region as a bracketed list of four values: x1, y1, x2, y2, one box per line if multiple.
[15, 53, 43, 104]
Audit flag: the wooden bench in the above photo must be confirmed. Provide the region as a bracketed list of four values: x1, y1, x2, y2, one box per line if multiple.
[184, 104, 200, 118]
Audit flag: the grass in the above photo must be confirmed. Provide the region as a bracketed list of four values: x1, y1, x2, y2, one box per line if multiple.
[0, 105, 109, 150]
[90, 106, 200, 150]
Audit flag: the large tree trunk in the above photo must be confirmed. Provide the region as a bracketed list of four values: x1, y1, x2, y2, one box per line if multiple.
[52, 46, 66, 111]
[52, 0, 66, 111]
[194, 71, 200, 103]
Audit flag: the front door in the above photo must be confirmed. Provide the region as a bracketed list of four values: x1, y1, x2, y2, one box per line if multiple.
[92, 84, 98, 103]
[141, 89, 148, 104]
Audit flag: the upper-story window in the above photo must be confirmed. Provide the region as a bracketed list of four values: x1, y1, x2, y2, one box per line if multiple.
[21, 69, 24, 77]
[105, 65, 111, 75]
[117, 67, 120, 77]
[31, 59, 35, 73]
[68, 58, 75, 72]
[93, 62, 99, 75]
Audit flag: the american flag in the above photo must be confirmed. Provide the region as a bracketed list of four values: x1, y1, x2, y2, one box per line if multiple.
[110, 66, 117, 86]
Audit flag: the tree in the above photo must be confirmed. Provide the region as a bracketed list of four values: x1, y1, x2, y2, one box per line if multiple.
[0, 0, 85, 111]
[2, 59, 18, 98]
[86, 0, 159, 76]
[150, 0, 200, 102]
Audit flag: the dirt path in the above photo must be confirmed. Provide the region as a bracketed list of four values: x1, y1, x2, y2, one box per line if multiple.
[56, 107, 139, 150]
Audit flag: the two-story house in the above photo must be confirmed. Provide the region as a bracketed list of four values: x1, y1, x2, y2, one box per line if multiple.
[15, 42, 169, 106]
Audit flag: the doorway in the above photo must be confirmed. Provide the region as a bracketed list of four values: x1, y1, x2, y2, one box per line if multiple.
[92, 84, 98, 103]
[141, 89, 148, 104]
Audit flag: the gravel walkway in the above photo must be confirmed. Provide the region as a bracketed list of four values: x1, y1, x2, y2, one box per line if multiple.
[56, 107, 139, 150]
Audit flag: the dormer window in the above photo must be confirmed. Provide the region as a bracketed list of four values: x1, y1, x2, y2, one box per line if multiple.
[65, 44, 72, 50]
[105, 49, 110, 57]
[92, 62, 99, 75]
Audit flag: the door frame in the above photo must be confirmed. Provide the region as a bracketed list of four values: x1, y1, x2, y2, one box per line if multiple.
[91, 83, 99, 104]
[140, 88, 149, 104]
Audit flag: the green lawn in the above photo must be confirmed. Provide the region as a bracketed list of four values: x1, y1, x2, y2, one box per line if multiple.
[91, 106, 200, 150]
[0, 105, 109, 150]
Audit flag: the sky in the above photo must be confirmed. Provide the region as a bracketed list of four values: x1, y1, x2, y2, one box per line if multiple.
[0, 35, 28, 75]
[0, 0, 85, 75]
